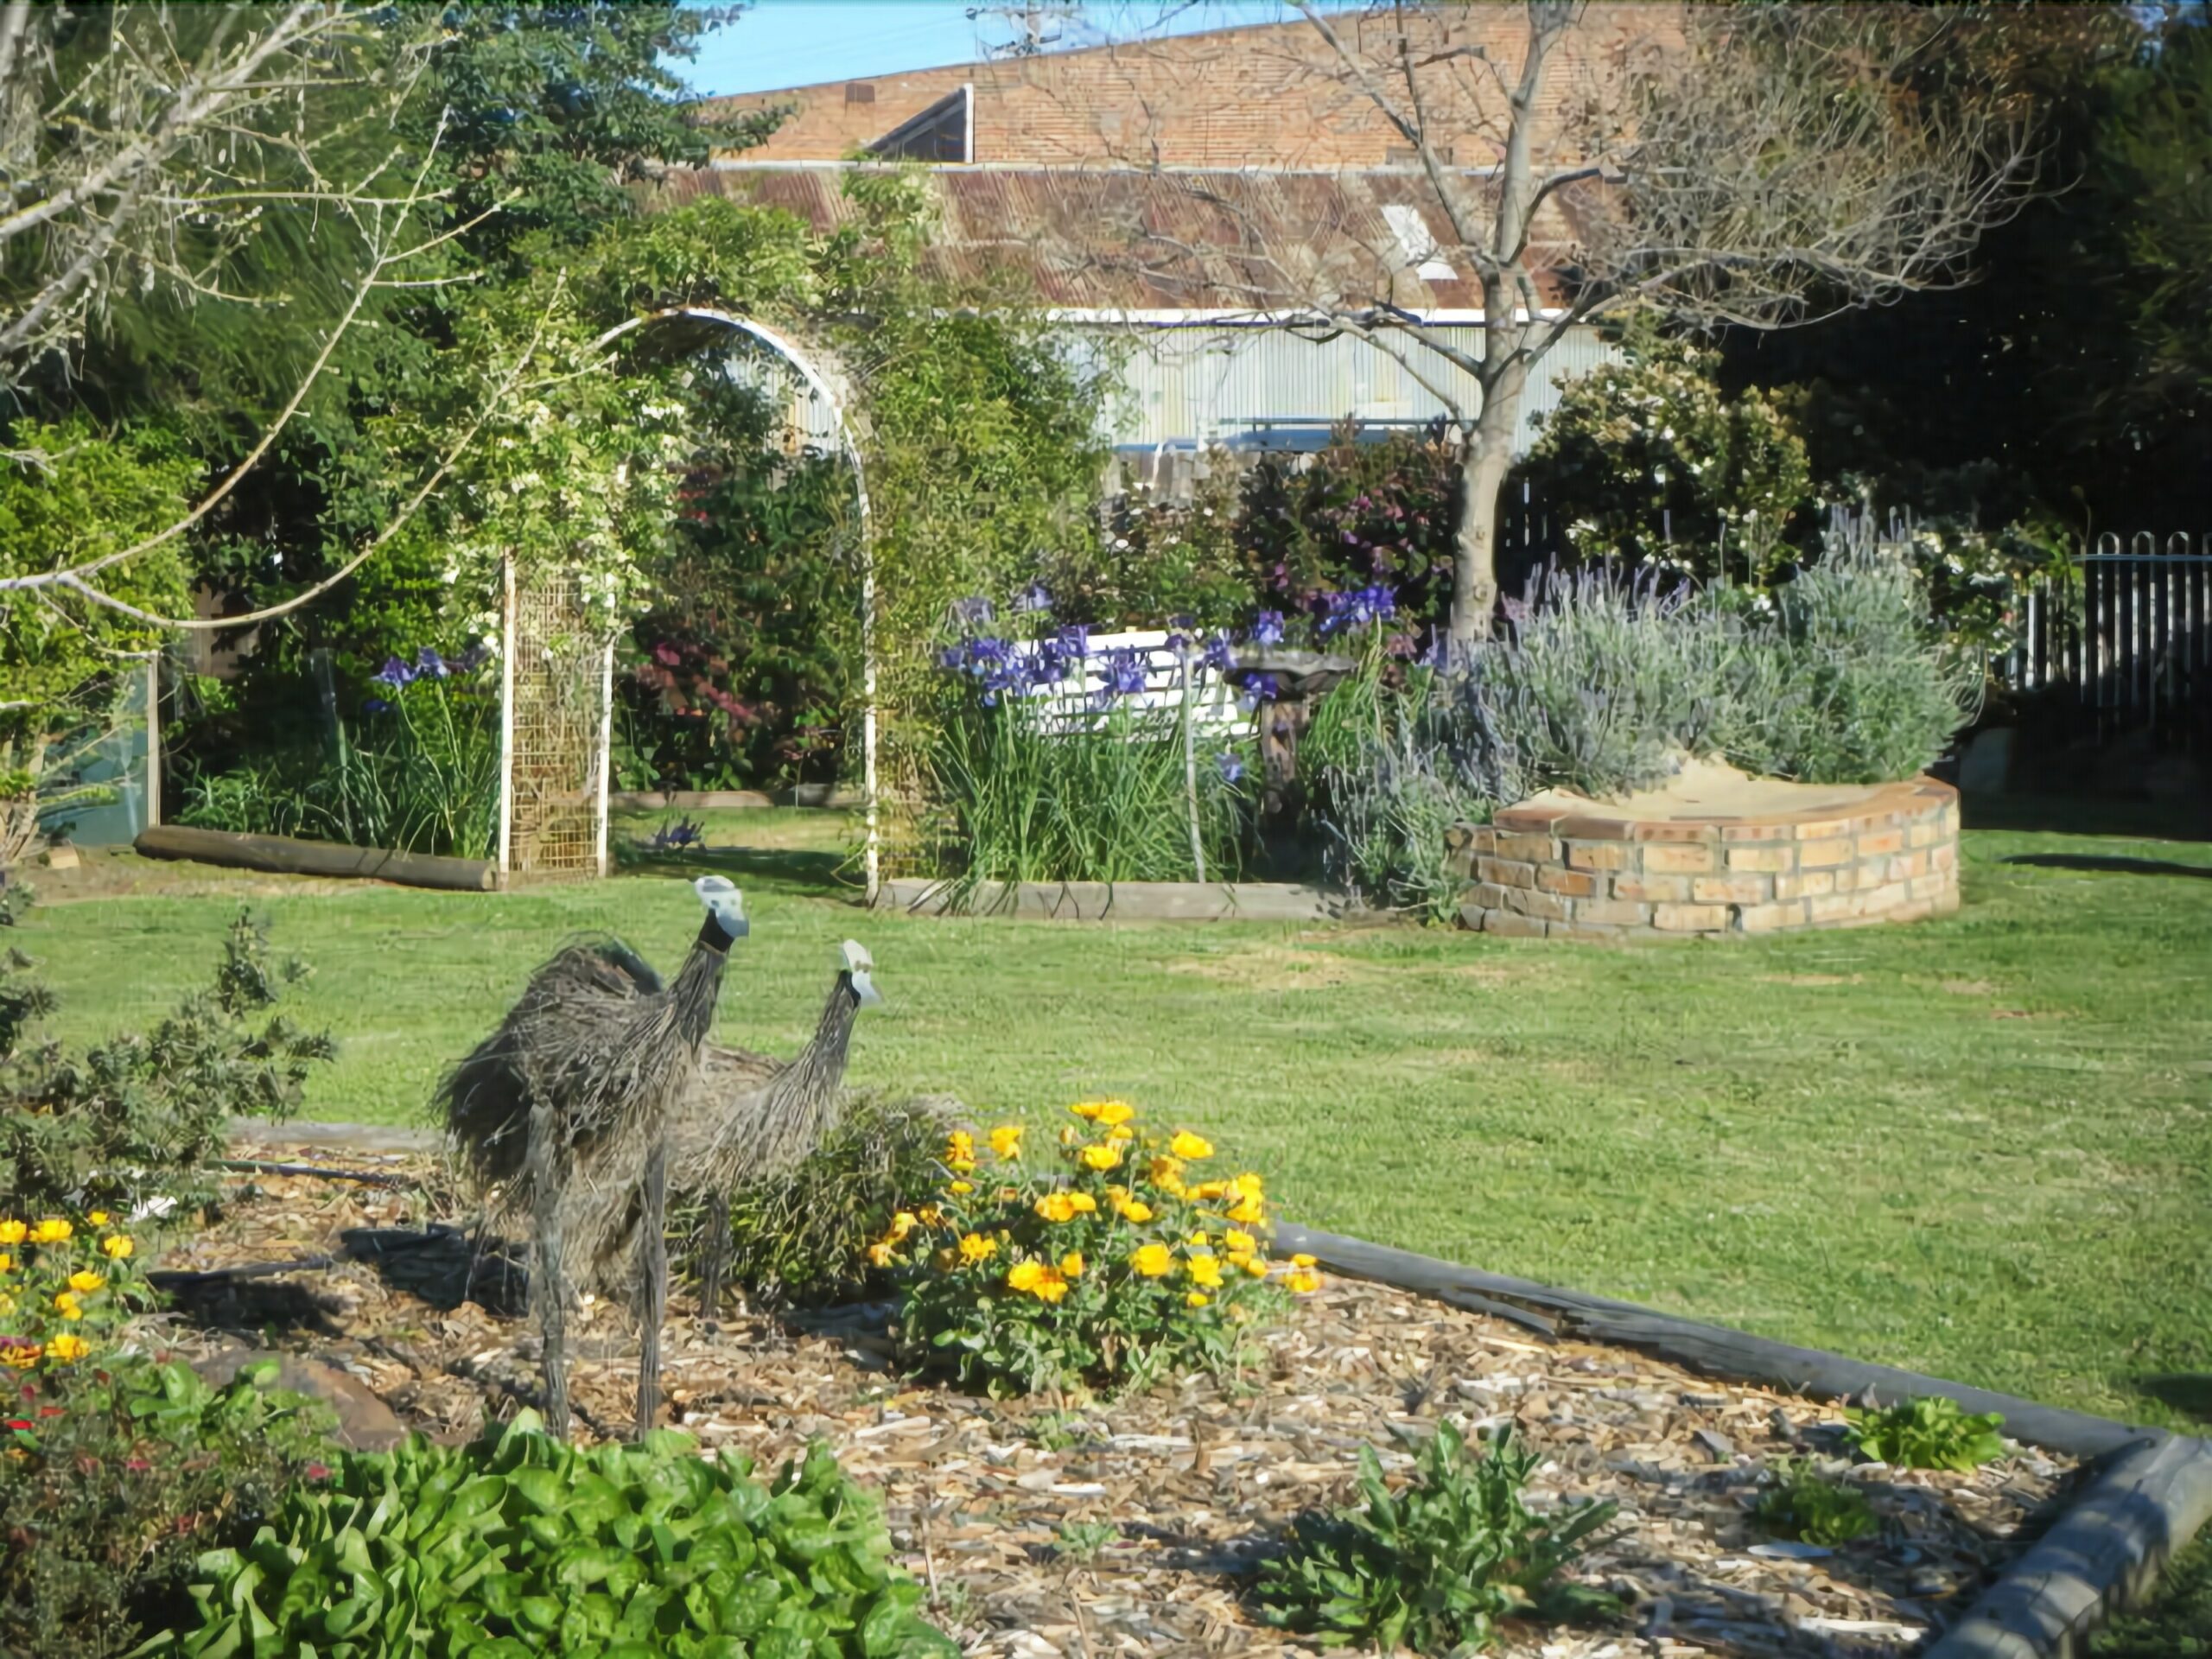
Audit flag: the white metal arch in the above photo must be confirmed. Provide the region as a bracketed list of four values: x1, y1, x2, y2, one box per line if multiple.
[589, 308, 882, 902]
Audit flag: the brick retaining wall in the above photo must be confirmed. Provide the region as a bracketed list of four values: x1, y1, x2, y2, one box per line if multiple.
[1449, 778, 1960, 940]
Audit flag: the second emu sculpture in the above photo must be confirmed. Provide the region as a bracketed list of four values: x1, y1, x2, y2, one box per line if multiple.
[439, 875, 748, 1435]
[676, 939, 881, 1318]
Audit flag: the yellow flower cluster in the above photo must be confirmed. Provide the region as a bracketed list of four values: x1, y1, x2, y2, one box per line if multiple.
[0, 1214, 137, 1370]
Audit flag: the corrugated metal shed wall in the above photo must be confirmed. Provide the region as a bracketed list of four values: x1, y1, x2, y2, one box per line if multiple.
[1079, 322, 1616, 453]
[729, 320, 1615, 456]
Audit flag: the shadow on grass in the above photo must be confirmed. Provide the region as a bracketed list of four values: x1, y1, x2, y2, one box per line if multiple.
[2001, 854, 2212, 880]
[616, 841, 854, 899]
[1963, 791, 2212, 842]
[2139, 1374, 2212, 1425]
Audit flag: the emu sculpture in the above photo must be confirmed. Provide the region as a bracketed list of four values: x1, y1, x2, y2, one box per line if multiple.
[438, 875, 747, 1434]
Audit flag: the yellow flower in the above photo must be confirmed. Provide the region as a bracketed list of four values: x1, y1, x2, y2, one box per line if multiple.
[0, 1254, 11, 1274]
[1242, 1256, 1270, 1278]
[1291, 1253, 1317, 1268]
[1224, 1230, 1256, 1254]
[944, 1131, 977, 1173]
[1067, 1192, 1096, 1215]
[1286, 1268, 1323, 1294]
[1105, 1123, 1135, 1142]
[988, 1125, 1024, 1160]
[1236, 1172, 1266, 1195]
[1226, 1195, 1266, 1226]
[1185, 1255, 1224, 1289]
[947, 1181, 974, 1197]
[1007, 1260, 1046, 1294]
[1059, 1251, 1084, 1279]
[957, 1233, 998, 1264]
[1185, 1291, 1211, 1309]
[1093, 1102, 1135, 1128]
[1168, 1131, 1213, 1161]
[0, 1222, 24, 1246]
[1111, 1194, 1154, 1224]
[1189, 1180, 1227, 1202]
[66, 1271, 103, 1295]
[86, 1211, 109, 1227]
[1031, 1270, 1070, 1305]
[0, 1292, 11, 1315]
[888, 1211, 918, 1241]
[52, 1292, 78, 1314]
[917, 1205, 944, 1228]
[29, 1219, 71, 1245]
[1078, 1142, 1122, 1172]
[1147, 1155, 1186, 1197]
[865, 1241, 899, 1269]
[0, 1342, 38, 1370]
[1130, 1243, 1173, 1278]
[1185, 1230, 1211, 1248]
[1034, 1192, 1077, 1224]
[43, 1333, 89, 1363]
[101, 1236, 132, 1260]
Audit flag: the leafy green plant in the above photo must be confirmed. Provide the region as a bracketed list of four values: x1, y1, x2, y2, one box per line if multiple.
[143, 1413, 956, 1659]
[673, 1090, 961, 1308]
[0, 908, 334, 1216]
[0, 1357, 338, 1659]
[1256, 1420, 1618, 1655]
[0, 1209, 149, 1374]
[1845, 1396, 2007, 1471]
[1053, 1520, 1119, 1565]
[1751, 1461, 1879, 1546]
[884, 1103, 1315, 1396]
[928, 679, 1254, 901]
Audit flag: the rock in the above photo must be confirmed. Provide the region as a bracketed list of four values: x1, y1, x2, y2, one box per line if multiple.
[192, 1349, 408, 1451]
[1693, 1428, 1735, 1463]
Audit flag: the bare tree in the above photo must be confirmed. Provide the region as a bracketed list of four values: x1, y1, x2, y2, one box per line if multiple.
[1047, 3, 2034, 645]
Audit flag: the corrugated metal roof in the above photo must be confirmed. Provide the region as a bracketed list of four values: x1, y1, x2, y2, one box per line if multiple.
[653, 163, 1584, 315]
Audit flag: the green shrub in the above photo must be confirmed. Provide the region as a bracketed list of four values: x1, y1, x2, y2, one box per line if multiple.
[1751, 1461, 1878, 1546]
[178, 658, 499, 859]
[1844, 1396, 2006, 1471]
[0, 909, 333, 1216]
[1256, 1420, 1618, 1655]
[885, 1104, 1314, 1396]
[142, 1413, 955, 1659]
[927, 671, 1253, 901]
[0, 1208, 149, 1373]
[1734, 527, 1984, 785]
[0, 1357, 338, 1659]
[675, 1090, 961, 1307]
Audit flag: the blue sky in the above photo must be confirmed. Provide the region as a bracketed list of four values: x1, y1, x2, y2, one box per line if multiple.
[678, 1, 1345, 98]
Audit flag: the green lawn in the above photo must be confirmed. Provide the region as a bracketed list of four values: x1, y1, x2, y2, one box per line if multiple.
[19, 804, 2212, 1433]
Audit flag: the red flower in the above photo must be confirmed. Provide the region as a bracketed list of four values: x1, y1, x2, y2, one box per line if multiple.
[35, 1406, 60, 1418]
[305, 1462, 332, 1480]
[3, 1421, 30, 1431]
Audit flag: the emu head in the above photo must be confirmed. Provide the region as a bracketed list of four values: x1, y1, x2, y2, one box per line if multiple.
[842, 939, 882, 1007]
[694, 875, 749, 944]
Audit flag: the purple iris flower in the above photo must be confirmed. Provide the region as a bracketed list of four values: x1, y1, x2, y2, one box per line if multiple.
[1204, 632, 1236, 674]
[362, 696, 393, 715]
[372, 656, 416, 689]
[1056, 623, 1090, 659]
[415, 645, 449, 680]
[1249, 610, 1285, 646]
[1237, 672, 1282, 711]
[1099, 647, 1148, 698]
[1216, 750, 1244, 785]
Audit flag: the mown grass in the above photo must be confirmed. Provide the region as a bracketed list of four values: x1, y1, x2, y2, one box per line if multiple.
[19, 804, 2212, 1439]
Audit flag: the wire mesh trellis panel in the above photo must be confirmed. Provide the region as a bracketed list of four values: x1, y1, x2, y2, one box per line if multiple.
[499, 561, 614, 882]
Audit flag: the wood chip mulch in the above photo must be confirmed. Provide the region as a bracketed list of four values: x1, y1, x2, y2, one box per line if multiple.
[138, 1143, 2078, 1659]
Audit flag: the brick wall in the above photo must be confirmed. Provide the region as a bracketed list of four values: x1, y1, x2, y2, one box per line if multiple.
[1447, 779, 1961, 941]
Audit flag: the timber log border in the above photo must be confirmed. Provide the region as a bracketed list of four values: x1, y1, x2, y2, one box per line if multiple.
[223, 1117, 2211, 1659]
[136, 825, 494, 893]
[871, 877, 1351, 921]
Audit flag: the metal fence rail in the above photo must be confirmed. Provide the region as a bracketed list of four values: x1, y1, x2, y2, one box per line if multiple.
[2007, 531, 2212, 741]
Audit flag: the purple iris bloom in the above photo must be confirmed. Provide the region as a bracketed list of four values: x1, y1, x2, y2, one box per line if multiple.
[1098, 646, 1147, 697]
[372, 655, 415, 689]
[1204, 632, 1236, 674]
[362, 696, 393, 715]
[1249, 610, 1285, 646]
[415, 645, 449, 680]
[1237, 672, 1282, 711]
[938, 645, 965, 670]
[1056, 623, 1090, 659]
[1216, 750, 1244, 785]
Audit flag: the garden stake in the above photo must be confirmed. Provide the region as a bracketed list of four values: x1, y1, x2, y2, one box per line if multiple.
[527, 1094, 570, 1439]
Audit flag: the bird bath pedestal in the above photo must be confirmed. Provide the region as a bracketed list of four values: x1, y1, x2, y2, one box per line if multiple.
[1235, 647, 1357, 832]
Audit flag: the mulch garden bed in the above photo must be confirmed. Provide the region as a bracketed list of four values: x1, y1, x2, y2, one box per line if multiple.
[142, 1142, 2081, 1659]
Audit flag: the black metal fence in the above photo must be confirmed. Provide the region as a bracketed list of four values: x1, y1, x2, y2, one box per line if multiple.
[2006, 531, 2212, 744]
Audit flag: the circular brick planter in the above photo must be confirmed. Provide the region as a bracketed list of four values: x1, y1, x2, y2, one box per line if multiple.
[1449, 776, 1960, 940]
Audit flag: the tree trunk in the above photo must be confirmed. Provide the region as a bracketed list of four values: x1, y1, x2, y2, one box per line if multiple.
[1449, 434, 1516, 648]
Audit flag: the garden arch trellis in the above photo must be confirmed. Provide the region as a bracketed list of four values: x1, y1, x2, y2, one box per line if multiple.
[583, 308, 882, 902]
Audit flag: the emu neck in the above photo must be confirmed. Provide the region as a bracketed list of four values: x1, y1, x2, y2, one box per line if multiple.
[670, 923, 733, 1050]
[776, 974, 860, 1103]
